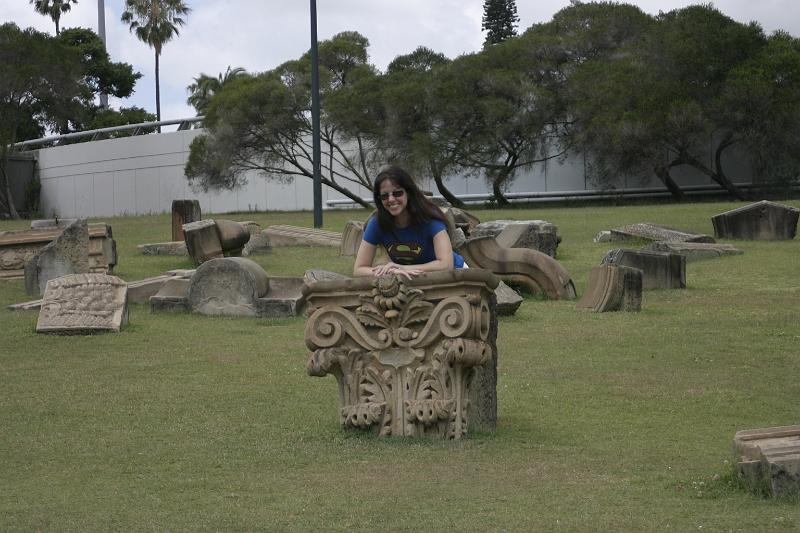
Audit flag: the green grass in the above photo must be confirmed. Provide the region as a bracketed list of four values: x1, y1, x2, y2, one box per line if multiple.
[1, 200, 799, 530]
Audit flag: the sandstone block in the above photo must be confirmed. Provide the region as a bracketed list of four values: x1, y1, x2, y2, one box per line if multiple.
[644, 241, 743, 262]
[149, 278, 191, 313]
[137, 241, 188, 256]
[471, 220, 560, 257]
[187, 257, 269, 317]
[602, 248, 685, 290]
[495, 280, 523, 316]
[576, 264, 642, 312]
[606, 222, 714, 243]
[340, 220, 364, 256]
[171, 199, 201, 241]
[712, 200, 799, 240]
[734, 425, 800, 497]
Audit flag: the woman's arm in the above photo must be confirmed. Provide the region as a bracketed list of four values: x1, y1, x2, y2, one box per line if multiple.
[353, 239, 378, 277]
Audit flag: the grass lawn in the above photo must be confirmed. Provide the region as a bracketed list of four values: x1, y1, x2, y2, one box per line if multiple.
[1, 199, 799, 530]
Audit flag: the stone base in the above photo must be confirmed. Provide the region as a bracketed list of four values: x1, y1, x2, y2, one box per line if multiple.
[734, 425, 800, 497]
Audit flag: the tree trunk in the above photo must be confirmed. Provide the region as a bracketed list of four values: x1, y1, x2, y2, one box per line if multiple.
[155, 50, 161, 132]
[653, 165, 685, 201]
[429, 161, 464, 208]
[712, 139, 750, 200]
[319, 175, 371, 208]
[0, 163, 21, 219]
[491, 168, 511, 206]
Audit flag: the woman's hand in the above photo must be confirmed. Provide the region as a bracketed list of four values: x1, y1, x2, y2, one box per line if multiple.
[371, 262, 422, 279]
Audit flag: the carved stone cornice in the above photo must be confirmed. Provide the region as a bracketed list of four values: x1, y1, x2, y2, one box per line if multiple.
[305, 270, 498, 438]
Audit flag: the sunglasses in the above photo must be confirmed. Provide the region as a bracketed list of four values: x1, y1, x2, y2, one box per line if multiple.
[379, 190, 405, 202]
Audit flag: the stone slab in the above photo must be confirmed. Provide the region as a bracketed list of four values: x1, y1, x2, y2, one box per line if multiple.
[263, 225, 342, 247]
[36, 273, 128, 334]
[7, 299, 42, 311]
[602, 248, 685, 290]
[187, 257, 269, 317]
[734, 425, 800, 497]
[137, 241, 188, 256]
[606, 222, 714, 243]
[644, 241, 743, 262]
[183, 219, 223, 264]
[256, 276, 306, 318]
[712, 200, 799, 240]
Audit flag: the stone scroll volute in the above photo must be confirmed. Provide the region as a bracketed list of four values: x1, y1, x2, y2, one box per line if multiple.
[304, 270, 498, 439]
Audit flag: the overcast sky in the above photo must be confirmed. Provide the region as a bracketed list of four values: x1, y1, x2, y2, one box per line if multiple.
[3, 1, 799, 132]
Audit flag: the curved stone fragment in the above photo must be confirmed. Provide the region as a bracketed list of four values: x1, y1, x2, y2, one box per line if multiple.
[340, 220, 364, 257]
[215, 219, 251, 256]
[576, 264, 642, 312]
[460, 236, 576, 300]
[187, 257, 269, 317]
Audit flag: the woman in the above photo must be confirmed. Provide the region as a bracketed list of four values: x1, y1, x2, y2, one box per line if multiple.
[353, 166, 465, 278]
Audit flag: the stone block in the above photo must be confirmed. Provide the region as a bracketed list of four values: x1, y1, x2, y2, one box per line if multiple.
[495, 280, 523, 316]
[576, 264, 642, 312]
[734, 425, 800, 497]
[712, 200, 799, 240]
[36, 273, 128, 334]
[256, 276, 306, 317]
[602, 248, 685, 290]
[187, 257, 269, 317]
[171, 199, 201, 241]
[215, 219, 251, 256]
[644, 241, 743, 262]
[304, 270, 499, 438]
[183, 219, 223, 264]
[241, 222, 269, 256]
[149, 278, 190, 313]
[471, 220, 560, 257]
[30, 218, 78, 229]
[606, 222, 714, 243]
[127, 274, 180, 304]
[25, 219, 90, 296]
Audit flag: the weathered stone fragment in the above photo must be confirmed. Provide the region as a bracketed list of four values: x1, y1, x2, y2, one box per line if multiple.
[644, 241, 743, 262]
[263, 224, 342, 247]
[495, 280, 523, 316]
[36, 273, 128, 334]
[734, 425, 800, 497]
[340, 220, 364, 256]
[607, 222, 714, 243]
[7, 298, 42, 311]
[576, 264, 642, 312]
[215, 219, 250, 256]
[127, 274, 182, 304]
[304, 270, 499, 438]
[171, 199, 201, 241]
[241, 222, 269, 256]
[187, 257, 269, 317]
[471, 220, 560, 257]
[25, 219, 90, 296]
[712, 200, 799, 240]
[602, 248, 685, 290]
[137, 241, 188, 256]
[256, 276, 307, 317]
[149, 277, 191, 313]
[461, 236, 576, 300]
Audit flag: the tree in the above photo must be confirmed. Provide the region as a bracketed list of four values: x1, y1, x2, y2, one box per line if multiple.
[185, 32, 381, 208]
[0, 23, 84, 217]
[482, 0, 519, 46]
[564, 4, 771, 199]
[30, 0, 78, 36]
[121, 0, 190, 125]
[187, 66, 249, 115]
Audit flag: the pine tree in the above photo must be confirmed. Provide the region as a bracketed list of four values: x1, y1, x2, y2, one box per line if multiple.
[481, 0, 519, 46]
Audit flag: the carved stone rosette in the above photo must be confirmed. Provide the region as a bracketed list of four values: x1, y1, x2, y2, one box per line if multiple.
[304, 270, 498, 439]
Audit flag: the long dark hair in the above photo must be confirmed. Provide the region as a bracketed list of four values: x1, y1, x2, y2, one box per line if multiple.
[372, 166, 446, 233]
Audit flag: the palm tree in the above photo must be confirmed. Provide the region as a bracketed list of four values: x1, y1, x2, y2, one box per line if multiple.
[121, 0, 190, 127]
[30, 0, 79, 35]
[186, 66, 248, 115]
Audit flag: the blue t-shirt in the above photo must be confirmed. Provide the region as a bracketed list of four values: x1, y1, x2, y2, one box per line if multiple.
[363, 217, 465, 268]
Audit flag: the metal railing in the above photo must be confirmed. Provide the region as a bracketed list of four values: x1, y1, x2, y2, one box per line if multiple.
[13, 117, 204, 150]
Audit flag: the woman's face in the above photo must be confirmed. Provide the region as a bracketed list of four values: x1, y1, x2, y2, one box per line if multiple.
[378, 179, 407, 219]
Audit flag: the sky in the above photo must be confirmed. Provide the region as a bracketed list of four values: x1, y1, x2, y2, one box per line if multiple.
[3, 0, 800, 133]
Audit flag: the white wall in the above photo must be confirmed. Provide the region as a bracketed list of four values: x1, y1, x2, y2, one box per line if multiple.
[33, 129, 751, 218]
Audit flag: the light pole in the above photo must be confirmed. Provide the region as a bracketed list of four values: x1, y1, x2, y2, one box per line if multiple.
[97, 0, 108, 108]
[310, 0, 323, 228]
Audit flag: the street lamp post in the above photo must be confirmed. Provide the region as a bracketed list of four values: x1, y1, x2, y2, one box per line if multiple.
[97, 0, 108, 109]
[310, 0, 323, 228]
